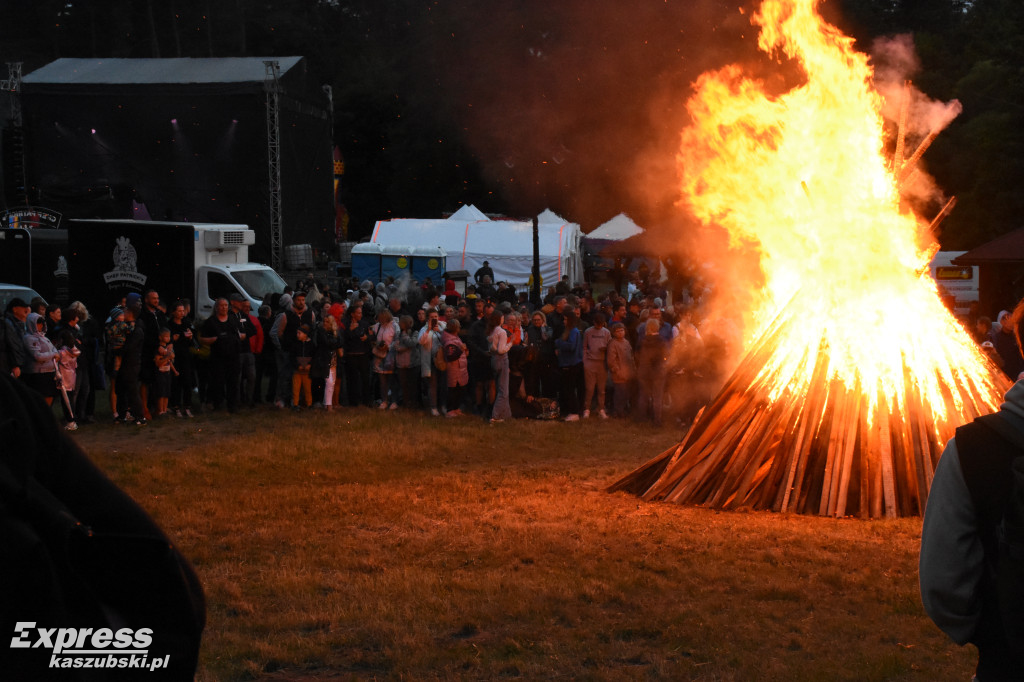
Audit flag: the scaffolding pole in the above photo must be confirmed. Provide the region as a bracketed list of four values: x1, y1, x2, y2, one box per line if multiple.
[264, 60, 283, 270]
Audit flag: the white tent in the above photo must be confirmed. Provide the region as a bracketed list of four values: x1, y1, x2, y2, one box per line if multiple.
[370, 206, 583, 288]
[587, 213, 644, 242]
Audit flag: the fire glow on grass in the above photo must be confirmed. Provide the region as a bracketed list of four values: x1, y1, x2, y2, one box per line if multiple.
[612, 0, 1008, 517]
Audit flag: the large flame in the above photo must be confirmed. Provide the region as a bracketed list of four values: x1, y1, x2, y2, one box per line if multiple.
[677, 0, 1003, 429]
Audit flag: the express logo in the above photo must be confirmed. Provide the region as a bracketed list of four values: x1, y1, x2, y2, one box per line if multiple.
[10, 622, 152, 653]
[11, 623, 171, 672]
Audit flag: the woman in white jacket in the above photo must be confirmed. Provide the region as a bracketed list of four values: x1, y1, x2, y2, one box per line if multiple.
[487, 311, 513, 423]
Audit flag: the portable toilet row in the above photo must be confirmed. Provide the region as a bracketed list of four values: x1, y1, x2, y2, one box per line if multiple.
[351, 244, 447, 283]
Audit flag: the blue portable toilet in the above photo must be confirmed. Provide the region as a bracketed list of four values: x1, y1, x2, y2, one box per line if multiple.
[380, 244, 414, 281]
[351, 242, 383, 283]
[411, 245, 447, 282]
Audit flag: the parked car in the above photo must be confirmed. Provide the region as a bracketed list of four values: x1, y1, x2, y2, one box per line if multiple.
[0, 283, 45, 311]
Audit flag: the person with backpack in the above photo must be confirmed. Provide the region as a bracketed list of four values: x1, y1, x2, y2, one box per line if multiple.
[441, 318, 468, 417]
[921, 302, 1024, 680]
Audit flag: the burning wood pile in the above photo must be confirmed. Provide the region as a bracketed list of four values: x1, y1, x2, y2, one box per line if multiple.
[610, 292, 1010, 517]
[610, 0, 1010, 517]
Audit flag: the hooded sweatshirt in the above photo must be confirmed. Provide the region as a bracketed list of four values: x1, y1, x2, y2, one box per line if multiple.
[22, 313, 59, 374]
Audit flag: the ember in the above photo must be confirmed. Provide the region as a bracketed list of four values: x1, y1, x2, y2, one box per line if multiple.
[611, 0, 1009, 517]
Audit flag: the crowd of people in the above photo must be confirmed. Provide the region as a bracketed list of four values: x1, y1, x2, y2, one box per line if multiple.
[0, 267, 742, 429]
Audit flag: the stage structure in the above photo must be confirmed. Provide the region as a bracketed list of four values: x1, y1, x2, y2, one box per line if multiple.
[18, 57, 333, 266]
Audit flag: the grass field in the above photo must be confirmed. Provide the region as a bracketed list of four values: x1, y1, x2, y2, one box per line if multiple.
[71, 406, 977, 681]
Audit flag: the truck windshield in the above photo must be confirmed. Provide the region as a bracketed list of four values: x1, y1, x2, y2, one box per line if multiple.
[233, 269, 288, 299]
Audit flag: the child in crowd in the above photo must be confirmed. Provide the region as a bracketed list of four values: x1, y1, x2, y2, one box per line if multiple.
[154, 327, 176, 417]
[606, 322, 635, 418]
[292, 324, 315, 409]
[104, 306, 130, 417]
[55, 329, 81, 430]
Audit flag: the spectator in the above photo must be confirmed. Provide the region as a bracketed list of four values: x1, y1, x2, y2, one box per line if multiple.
[474, 260, 494, 284]
[153, 327, 175, 418]
[371, 309, 400, 409]
[138, 289, 167, 420]
[417, 308, 446, 416]
[921, 298, 1024, 679]
[555, 310, 583, 421]
[167, 301, 196, 418]
[232, 295, 261, 407]
[395, 315, 420, 409]
[291, 324, 315, 409]
[524, 310, 555, 399]
[582, 312, 611, 419]
[606, 322, 635, 417]
[487, 311, 513, 423]
[116, 298, 147, 425]
[312, 313, 343, 409]
[67, 301, 100, 424]
[442, 318, 468, 417]
[54, 328, 80, 430]
[1, 297, 30, 378]
[22, 312, 61, 407]
[198, 297, 243, 413]
[635, 318, 670, 426]
[993, 309, 1024, 381]
[343, 303, 373, 407]
[43, 303, 62, 340]
[443, 279, 460, 307]
[465, 308, 493, 417]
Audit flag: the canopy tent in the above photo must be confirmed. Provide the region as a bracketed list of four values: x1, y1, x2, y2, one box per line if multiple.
[370, 206, 583, 287]
[586, 213, 644, 243]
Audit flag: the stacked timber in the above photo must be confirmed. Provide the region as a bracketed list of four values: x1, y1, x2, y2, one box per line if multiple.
[609, 297, 1010, 519]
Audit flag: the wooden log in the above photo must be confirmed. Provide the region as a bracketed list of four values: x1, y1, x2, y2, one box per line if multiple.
[834, 386, 865, 517]
[879, 393, 898, 518]
[731, 384, 810, 509]
[867, 399, 883, 519]
[893, 80, 911, 177]
[777, 342, 831, 512]
[898, 128, 941, 184]
[820, 381, 852, 516]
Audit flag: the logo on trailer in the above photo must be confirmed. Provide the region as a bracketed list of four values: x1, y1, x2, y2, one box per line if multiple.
[54, 255, 69, 278]
[103, 236, 148, 288]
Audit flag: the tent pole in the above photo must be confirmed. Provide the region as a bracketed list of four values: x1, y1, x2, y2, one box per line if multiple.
[532, 216, 541, 305]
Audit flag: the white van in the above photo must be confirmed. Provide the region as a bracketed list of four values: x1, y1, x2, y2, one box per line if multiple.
[929, 251, 977, 316]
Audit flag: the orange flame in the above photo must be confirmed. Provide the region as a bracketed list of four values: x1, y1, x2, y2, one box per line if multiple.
[677, 0, 1003, 430]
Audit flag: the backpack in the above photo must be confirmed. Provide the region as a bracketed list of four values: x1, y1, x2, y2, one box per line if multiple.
[955, 412, 1024, 666]
[443, 341, 463, 363]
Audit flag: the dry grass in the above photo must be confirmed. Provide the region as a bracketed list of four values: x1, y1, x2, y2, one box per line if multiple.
[71, 407, 976, 681]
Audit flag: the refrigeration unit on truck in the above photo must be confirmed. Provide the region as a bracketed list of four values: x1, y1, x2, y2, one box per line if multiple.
[67, 219, 287, 320]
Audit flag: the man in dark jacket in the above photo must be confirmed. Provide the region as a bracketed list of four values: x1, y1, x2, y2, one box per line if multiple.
[1, 297, 30, 378]
[116, 295, 147, 425]
[921, 302, 1024, 680]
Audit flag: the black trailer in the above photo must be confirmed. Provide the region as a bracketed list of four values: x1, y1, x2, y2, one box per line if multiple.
[0, 228, 69, 306]
[67, 221, 198, 317]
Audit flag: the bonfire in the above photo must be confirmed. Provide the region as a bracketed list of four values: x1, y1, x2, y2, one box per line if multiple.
[610, 0, 1009, 517]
